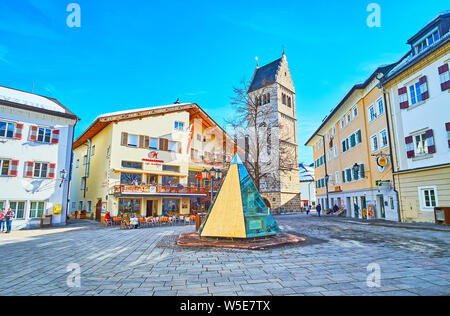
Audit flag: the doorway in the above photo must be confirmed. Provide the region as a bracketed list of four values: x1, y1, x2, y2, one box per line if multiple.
[353, 197, 359, 218]
[146, 200, 157, 217]
[361, 196, 367, 219]
[95, 199, 102, 222]
[377, 194, 386, 219]
[346, 197, 351, 217]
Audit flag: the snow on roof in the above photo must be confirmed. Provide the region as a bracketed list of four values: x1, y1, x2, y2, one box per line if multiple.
[0, 86, 65, 113]
[386, 31, 450, 81]
[96, 103, 193, 120]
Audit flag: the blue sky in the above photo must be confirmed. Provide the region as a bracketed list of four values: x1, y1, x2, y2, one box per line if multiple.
[0, 0, 448, 163]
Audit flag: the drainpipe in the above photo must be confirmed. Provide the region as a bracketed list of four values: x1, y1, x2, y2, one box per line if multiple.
[382, 88, 402, 222]
[65, 119, 79, 225]
[83, 139, 92, 199]
[317, 134, 329, 210]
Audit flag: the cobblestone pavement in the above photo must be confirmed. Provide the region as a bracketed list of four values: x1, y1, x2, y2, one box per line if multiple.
[0, 214, 449, 296]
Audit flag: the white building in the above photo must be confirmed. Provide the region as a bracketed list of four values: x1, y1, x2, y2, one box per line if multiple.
[0, 85, 78, 229]
[382, 11, 450, 222]
[299, 163, 316, 208]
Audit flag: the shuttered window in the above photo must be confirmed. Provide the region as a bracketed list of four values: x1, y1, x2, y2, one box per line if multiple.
[438, 64, 450, 91]
[159, 138, 169, 151]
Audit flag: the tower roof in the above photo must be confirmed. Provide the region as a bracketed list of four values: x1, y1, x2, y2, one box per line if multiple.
[248, 57, 283, 93]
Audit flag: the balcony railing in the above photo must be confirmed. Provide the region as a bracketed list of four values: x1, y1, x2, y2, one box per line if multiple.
[113, 185, 208, 195]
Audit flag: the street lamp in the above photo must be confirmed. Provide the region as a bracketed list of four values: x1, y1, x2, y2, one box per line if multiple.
[59, 169, 67, 188]
[353, 163, 360, 175]
[202, 168, 223, 205]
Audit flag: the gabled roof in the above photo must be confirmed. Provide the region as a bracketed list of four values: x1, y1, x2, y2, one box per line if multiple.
[248, 58, 283, 93]
[0, 85, 78, 120]
[73, 102, 234, 150]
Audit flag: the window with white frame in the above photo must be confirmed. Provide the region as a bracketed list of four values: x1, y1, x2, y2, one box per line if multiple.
[414, 132, 429, 156]
[149, 138, 158, 150]
[409, 81, 423, 105]
[33, 162, 49, 178]
[174, 121, 185, 131]
[327, 150, 331, 161]
[368, 105, 376, 122]
[10, 201, 25, 219]
[29, 202, 45, 218]
[370, 134, 379, 152]
[333, 146, 338, 158]
[340, 118, 345, 129]
[352, 106, 358, 119]
[79, 201, 84, 211]
[87, 201, 92, 213]
[379, 129, 388, 148]
[71, 202, 76, 211]
[0, 121, 16, 139]
[37, 127, 52, 143]
[415, 30, 440, 54]
[332, 126, 336, 136]
[335, 172, 340, 185]
[168, 141, 179, 153]
[127, 134, 139, 147]
[377, 98, 384, 116]
[346, 112, 351, 125]
[419, 187, 438, 210]
[0, 159, 10, 176]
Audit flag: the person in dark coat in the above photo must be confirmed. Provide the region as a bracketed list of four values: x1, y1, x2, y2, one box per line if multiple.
[333, 204, 340, 214]
[316, 204, 321, 217]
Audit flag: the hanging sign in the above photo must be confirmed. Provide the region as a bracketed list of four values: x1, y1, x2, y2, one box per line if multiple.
[377, 156, 389, 172]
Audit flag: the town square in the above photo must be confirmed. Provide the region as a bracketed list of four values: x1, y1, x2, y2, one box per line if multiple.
[1, 214, 449, 296]
[0, 1, 449, 299]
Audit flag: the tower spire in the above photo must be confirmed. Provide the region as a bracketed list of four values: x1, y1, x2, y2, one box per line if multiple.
[255, 56, 259, 69]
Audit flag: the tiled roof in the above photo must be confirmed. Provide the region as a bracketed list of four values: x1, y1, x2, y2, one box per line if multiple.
[248, 58, 283, 92]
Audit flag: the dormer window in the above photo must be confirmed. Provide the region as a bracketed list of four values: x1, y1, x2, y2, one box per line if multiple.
[415, 30, 440, 54]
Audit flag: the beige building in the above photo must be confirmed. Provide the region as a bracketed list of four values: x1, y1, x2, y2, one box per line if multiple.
[246, 52, 301, 213]
[306, 66, 400, 221]
[70, 102, 235, 220]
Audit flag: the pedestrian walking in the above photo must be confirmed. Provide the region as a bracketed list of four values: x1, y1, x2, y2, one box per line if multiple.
[0, 208, 6, 232]
[316, 204, 321, 217]
[305, 205, 310, 215]
[5, 208, 14, 233]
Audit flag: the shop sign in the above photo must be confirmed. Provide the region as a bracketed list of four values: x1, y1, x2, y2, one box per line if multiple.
[123, 185, 152, 194]
[53, 205, 62, 214]
[377, 156, 389, 172]
[143, 151, 165, 164]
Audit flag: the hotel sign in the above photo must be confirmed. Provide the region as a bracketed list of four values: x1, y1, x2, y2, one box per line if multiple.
[143, 151, 164, 164]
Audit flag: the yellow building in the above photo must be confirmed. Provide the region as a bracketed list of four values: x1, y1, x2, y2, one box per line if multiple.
[306, 66, 400, 221]
[70, 102, 235, 221]
[381, 12, 450, 223]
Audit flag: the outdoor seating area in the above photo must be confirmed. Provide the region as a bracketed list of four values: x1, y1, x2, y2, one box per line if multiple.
[104, 214, 198, 230]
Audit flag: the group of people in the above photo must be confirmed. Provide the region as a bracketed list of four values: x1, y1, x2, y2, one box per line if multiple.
[304, 204, 322, 217]
[304, 203, 343, 217]
[0, 208, 15, 233]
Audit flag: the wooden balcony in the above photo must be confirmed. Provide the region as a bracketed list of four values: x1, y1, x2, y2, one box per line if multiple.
[113, 185, 208, 196]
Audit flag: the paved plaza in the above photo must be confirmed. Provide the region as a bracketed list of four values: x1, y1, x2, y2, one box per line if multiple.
[0, 214, 449, 296]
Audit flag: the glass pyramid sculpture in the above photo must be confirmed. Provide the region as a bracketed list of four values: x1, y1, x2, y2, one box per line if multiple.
[199, 154, 281, 239]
